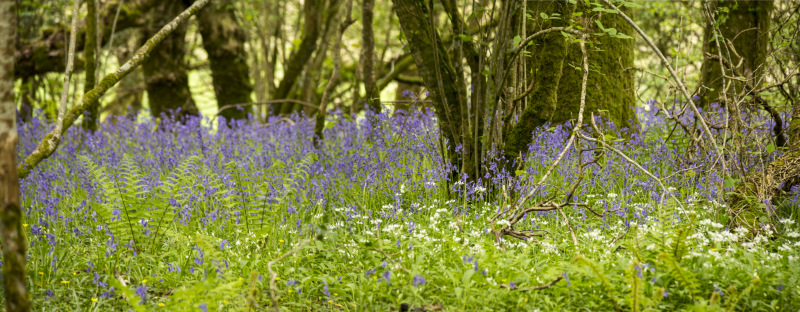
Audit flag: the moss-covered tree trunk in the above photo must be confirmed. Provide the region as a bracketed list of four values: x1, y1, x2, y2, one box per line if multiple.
[0, 0, 30, 310]
[360, 0, 380, 112]
[556, 8, 637, 130]
[504, 2, 637, 164]
[392, 0, 475, 179]
[504, 0, 573, 163]
[83, 0, 100, 131]
[141, 0, 198, 119]
[699, 0, 772, 106]
[197, 0, 253, 121]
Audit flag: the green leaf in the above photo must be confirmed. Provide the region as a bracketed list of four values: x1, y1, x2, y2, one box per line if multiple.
[766, 142, 775, 154]
[615, 33, 633, 39]
[515, 170, 526, 176]
[594, 20, 605, 31]
[540, 12, 548, 20]
[724, 178, 739, 188]
[481, 69, 490, 76]
[573, 12, 583, 17]
[513, 35, 521, 46]
[459, 34, 472, 42]
[605, 28, 617, 36]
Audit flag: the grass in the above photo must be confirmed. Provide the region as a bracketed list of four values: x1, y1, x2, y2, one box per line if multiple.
[10, 105, 800, 311]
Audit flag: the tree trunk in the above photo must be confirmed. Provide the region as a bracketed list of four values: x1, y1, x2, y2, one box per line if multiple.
[197, 0, 253, 121]
[504, 0, 573, 163]
[0, 0, 30, 309]
[83, 0, 100, 131]
[14, 0, 160, 80]
[699, 0, 773, 106]
[392, 0, 474, 179]
[505, 2, 638, 164]
[361, 0, 380, 112]
[273, 0, 321, 114]
[141, 0, 198, 119]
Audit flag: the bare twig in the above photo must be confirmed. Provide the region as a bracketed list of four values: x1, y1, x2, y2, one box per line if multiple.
[55, 0, 82, 136]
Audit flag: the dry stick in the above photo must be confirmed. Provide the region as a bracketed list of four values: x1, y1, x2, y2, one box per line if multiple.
[267, 240, 309, 311]
[17, 0, 212, 179]
[55, 0, 82, 137]
[99, 0, 125, 79]
[599, 0, 726, 176]
[491, 35, 589, 249]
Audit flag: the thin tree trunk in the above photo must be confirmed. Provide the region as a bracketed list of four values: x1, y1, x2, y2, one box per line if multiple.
[361, 0, 379, 112]
[197, 0, 253, 121]
[273, 0, 321, 114]
[392, 0, 474, 179]
[0, 0, 30, 310]
[83, 0, 100, 130]
[316, 0, 354, 144]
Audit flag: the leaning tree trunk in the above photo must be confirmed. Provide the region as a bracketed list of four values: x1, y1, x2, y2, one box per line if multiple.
[699, 0, 773, 106]
[273, 0, 321, 114]
[197, 0, 253, 121]
[0, 0, 30, 310]
[141, 0, 198, 119]
[392, 0, 475, 179]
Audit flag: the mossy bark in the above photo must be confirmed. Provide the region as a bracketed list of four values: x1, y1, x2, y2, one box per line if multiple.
[197, 0, 253, 121]
[141, 0, 198, 119]
[392, 0, 474, 179]
[107, 32, 145, 117]
[555, 9, 637, 131]
[83, 0, 100, 131]
[504, 0, 573, 163]
[505, 2, 637, 164]
[699, 0, 772, 106]
[15, 0, 160, 79]
[1, 0, 30, 310]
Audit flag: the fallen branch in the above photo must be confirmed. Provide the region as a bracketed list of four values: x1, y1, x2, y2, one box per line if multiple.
[17, 0, 212, 179]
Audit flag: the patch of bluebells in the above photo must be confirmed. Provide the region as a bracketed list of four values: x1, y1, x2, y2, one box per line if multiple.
[14, 102, 798, 307]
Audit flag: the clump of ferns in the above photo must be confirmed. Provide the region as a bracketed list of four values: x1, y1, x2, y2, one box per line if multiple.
[489, 137, 607, 249]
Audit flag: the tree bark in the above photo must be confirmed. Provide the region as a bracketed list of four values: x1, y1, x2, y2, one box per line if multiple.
[0, 0, 30, 310]
[392, 0, 474, 179]
[361, 0, 379, 112]
[140, 0, 198, 119]
[14, 0, 160, 80]
[273, 0, 321, 114]
[699, 0, 773, 106]
[505, 2, 638, 164]
[83, 0, 100, 131]
[197, 0, 253, 121]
